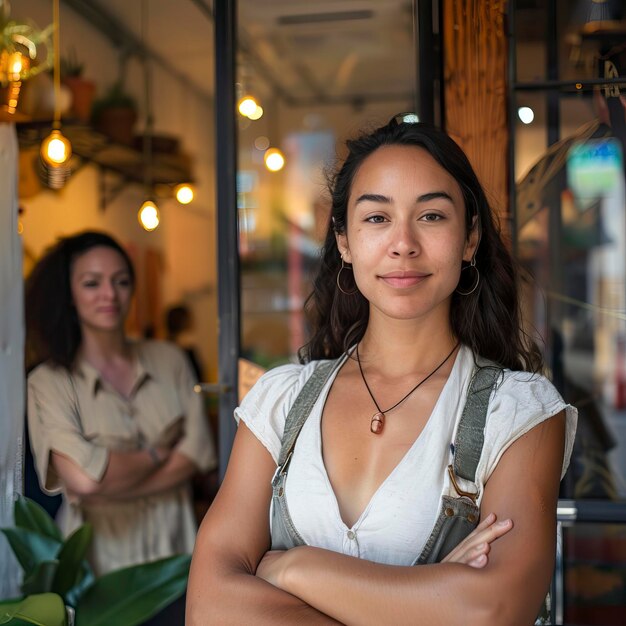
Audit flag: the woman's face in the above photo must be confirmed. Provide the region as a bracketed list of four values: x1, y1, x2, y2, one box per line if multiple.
[70, 246, 133, 333]
[336, 144, 478, 324]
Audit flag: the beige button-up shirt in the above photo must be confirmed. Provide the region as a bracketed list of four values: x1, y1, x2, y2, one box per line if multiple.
[27, 340, 217, 574]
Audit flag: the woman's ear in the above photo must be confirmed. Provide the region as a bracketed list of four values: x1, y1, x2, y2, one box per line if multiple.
[463, 215, 480, 262]
[335, 232, 352, 264]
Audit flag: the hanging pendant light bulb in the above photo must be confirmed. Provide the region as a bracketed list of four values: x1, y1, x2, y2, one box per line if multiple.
[40, 0, 72, 170]
[247, 105, 263, 121]
[238, 95, 258, 117]
[264, 147, 285, 172]
[138, 200, 160, 231]
[138, 0, 160, 231]
[40, 128, 72, 165]
[174, 183, 194, 205]
[0, 2, 51, 116]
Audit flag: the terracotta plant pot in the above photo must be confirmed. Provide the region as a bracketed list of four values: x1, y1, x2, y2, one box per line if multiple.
[95, 106, 137, 145]
[62, 76, 96, 122]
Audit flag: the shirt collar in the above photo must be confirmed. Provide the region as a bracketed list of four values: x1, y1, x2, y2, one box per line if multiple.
[73, 341, 152, 397]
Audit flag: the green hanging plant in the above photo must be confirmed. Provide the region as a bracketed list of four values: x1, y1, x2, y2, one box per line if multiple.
[1, 496, 191, 626]
[0, 0, 53, 86]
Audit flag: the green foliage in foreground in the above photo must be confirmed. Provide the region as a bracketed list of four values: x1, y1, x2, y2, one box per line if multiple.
[1, 496, 190, 626]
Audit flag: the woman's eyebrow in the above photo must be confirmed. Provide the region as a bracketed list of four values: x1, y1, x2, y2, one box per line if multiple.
[354, 193, 391, 205]
[417, 191, 454, 203]
[355, 191, 454, 205]
[77, 269, 129, 278]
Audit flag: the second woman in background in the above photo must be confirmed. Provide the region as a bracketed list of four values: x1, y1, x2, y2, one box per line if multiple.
[26, 231, 216, 576]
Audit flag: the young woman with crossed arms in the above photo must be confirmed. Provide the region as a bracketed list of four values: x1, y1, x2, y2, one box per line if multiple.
[188, 120, 577, 624]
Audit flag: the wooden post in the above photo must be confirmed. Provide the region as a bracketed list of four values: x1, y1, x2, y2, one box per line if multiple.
[443, 0, 509, 229]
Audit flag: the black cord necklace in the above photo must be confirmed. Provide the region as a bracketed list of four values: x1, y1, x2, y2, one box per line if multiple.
[355, 342, 460, 434]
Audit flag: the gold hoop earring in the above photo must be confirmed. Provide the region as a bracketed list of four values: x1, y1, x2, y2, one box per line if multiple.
[456, 258, 480, 296]
[336, 259, 358, 295]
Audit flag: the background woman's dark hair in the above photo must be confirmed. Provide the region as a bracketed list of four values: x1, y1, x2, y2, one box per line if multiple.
[25, 231, 135, 371]
[299, 120, 543, 373]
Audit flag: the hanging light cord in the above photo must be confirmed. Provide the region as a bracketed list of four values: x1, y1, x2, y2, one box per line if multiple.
[52, 0, 61, 128]
[141, 0, 153, 195]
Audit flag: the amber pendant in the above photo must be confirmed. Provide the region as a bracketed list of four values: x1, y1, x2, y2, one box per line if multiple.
[370, 411, 385, 434]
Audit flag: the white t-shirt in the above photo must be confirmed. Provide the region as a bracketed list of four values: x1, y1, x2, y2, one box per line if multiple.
[235, 345, 577, 566]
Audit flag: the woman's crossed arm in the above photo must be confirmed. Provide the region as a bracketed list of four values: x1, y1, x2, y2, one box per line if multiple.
[256, 412, 566, 626]
[186, 422, 340, 625]
[188, 412, 564, 625]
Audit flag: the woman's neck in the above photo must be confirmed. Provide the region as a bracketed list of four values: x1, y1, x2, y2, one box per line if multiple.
[79, 328, 132, 368]
[357, 314, 457, 378]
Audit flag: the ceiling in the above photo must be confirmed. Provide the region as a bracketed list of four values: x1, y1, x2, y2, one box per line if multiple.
[62, 0, 417, 109]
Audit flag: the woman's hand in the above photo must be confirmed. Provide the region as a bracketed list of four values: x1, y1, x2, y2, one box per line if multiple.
[256, 549, 290, 589]
[442, 512, 513, 568]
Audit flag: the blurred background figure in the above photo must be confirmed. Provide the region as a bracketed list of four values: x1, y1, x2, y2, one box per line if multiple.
[165, 304, 203, 383]
[24, 231, 217, 585]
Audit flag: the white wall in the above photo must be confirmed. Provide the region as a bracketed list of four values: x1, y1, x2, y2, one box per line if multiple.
[0, 125, 23, 599]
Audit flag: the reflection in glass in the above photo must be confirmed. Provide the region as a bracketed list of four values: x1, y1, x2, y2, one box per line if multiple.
[237, 0, 415, 367]
[563, 523, 626, 625]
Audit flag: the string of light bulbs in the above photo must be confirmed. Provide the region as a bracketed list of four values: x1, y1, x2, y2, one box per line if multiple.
[40, 0, 72, 174]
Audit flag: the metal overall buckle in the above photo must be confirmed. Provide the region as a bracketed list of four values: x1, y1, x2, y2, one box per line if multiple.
[447, 464, 478, 503]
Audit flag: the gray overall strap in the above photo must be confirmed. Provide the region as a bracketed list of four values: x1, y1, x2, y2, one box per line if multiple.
[277, 358, 341, 467]
[416, 362, 502, 565]
[270, 358, 343, 551]
[453, 364, 502, 482]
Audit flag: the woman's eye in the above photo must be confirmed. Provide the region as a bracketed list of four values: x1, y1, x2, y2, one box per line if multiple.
[366, 215, 387, 224]
[422, 213, 444, 222]
[83, 281, 99, 288]
[116, 278, 131, 287]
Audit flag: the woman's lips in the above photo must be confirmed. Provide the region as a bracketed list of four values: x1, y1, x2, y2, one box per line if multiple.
[378, 272, 429, 288]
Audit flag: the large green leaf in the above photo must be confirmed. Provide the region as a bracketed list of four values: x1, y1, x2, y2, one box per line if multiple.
[21, 561, 59, 596]
[0, 593, 67, 626]
[64, 562, 94, 609]
[0, 598, 22, 614]
[74, 555, 190, 626]
[52, 525, 92, 598]
[0, 528, 60, 577]
[14, 497, 63, 543]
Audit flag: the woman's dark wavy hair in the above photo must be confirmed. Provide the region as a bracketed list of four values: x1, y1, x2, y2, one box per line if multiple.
[25, 231, 135, 371]
[299, 119, 543, 373]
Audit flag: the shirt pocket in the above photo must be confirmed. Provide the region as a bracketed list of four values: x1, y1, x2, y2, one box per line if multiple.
[77, 391, 138, 450]
[136, 380, 187, 446]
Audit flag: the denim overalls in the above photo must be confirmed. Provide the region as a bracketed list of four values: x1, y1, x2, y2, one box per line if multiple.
[270, 357, 502, 564]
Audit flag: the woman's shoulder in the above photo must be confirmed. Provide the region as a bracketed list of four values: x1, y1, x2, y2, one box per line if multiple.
[27, 361, 77, 410]
[234, 358, 338, 464]
[135, 338, 183, 360]
[240, 358, 333, 410]
[495, 367, 565, 410]
[28, 360, 70, 387]
[481, 365, 577, 481]
[134, 339, 195, 375]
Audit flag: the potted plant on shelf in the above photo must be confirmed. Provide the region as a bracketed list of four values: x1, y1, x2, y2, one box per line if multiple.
[60, 47, 95, 123]
[0, 496, 190, 626]
[0, 0, 52, 119]
[91, 81, 137, 145]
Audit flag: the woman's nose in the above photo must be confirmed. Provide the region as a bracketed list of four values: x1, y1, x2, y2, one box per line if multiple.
[101, 281, 117, 299]
[389, 223, 419, 257]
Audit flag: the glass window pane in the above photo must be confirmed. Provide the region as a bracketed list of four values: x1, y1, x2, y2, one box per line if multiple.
[563, 522, 626, 625]
[514, 0, 626, 504]
[237, 0, 416, 367]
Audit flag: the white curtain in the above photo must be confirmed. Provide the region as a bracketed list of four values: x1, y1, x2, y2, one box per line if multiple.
[0, 123, 23, 599]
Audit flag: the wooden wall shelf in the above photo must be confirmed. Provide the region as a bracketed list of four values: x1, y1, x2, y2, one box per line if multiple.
[16, 121, 193, 209]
